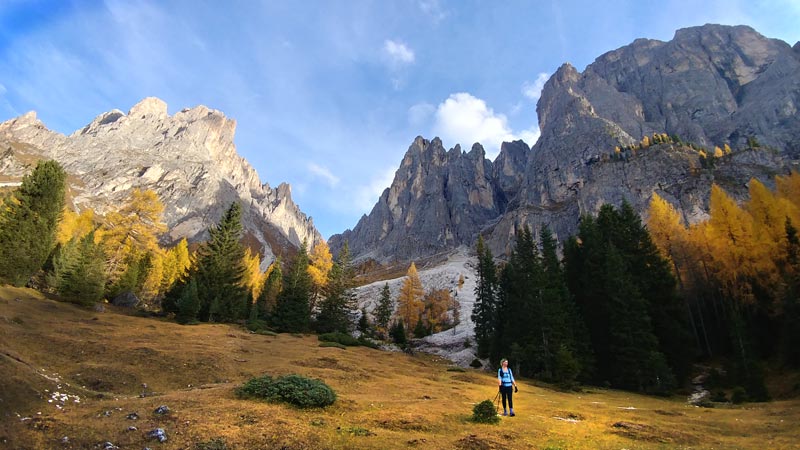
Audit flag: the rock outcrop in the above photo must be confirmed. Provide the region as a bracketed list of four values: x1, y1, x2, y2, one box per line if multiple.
[332, 137, 524, 262]
[0, 98, 321, 264]
[332, 24, 799, 262]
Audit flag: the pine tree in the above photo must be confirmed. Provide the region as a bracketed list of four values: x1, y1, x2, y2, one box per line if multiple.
[272, 241, 312, 332]
[192, 202, 248, 323]
[51, 231, 106, 306]
[374, 282, 394, 336]
[472, 235, 497, 358]
[315, 243, 356, 334]
[257, 258, 282, 320]
[565, 204, 682, 393]
[176, 278, 200, 324]
[0, 160, 66, 286]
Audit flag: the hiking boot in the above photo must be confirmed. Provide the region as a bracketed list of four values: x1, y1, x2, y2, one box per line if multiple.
[509, 409, 515, 417]
[502, 410, 508, 416]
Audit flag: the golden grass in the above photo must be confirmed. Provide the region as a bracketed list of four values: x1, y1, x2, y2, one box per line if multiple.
[2, 286, 799, 449]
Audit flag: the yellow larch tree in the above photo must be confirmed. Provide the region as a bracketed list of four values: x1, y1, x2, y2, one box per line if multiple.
[706, 184, 759, 304]
[98, 189, 168, 293]
[242, 247, 266, 302]
[423, 288, 451, 333]
[397, 262, 425, 329]
[57, 208, 96, 245]
[307, 240, 333, 309]
[647, 193, 690, 284]
[160, 238, 191, 294]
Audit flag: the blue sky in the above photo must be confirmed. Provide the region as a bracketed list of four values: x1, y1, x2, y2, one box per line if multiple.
[1, 0, 798, 239]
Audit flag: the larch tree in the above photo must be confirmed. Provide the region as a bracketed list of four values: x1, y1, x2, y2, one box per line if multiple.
[98, 189, 167, 298]
[397, 262, 425, 330]
[423, 288, 451, 333]
[0, 160, 66, 286]
[308, 240, 333, 311]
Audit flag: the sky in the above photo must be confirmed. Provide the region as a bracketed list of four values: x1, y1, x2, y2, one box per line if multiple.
[1, 1, 799, 239]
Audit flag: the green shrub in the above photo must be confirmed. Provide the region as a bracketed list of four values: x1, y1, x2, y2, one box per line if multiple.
[731, 386, 747, 404]
[236, 374, 336, 408]
[471, 399, 499, 424]
[712, 390, 727, 402]
[357, 336, 380, 349]
[319, 341, 346, 349]
[318, 332, 360, 346]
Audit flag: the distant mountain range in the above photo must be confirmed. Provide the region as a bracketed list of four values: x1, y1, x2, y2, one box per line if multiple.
[1, 24, 798, 270]
[0, 97, 321, 266]
[330, 24, 799, 263]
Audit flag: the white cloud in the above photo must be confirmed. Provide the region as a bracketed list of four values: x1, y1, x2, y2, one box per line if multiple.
[522, 72, 550, 102]
[432, 92, 542, 159]
[433, 93, 515, 159]
[383, 40, 415, 65]
[408, 102, 435, 126]
[307, 162, 340, 187]
[0, 83, 6, 96]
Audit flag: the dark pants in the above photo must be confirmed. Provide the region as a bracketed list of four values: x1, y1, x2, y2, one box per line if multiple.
[500, 385, 513, 410]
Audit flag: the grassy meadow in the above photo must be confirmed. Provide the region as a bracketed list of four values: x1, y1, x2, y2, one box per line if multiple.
[1, 286, 798, 449]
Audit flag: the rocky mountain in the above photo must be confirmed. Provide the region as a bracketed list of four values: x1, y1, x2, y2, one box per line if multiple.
[0, 97, 321, 264]
[331, 24, 799, 262]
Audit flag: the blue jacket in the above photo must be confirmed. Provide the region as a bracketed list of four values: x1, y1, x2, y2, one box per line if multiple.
[498, 367, 515, 386]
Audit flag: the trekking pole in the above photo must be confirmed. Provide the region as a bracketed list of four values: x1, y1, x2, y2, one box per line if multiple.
[493, 389, 501, 413]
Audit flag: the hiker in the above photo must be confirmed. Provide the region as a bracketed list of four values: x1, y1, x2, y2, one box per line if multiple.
[497, 358, 518, 416]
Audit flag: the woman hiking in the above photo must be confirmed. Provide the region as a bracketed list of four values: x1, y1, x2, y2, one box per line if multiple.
[497, 358, 518, 416]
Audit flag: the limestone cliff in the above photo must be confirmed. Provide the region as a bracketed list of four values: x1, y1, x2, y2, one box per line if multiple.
[0, 98, 321, 264]
[332, 24, 798, 262]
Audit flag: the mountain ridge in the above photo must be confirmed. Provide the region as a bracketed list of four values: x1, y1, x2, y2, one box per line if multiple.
[0, 97, 322, 265]
[331, 24, 799, 263]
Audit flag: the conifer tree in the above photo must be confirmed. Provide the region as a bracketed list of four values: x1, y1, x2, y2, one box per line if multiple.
[257, 258, 282, 320]
[192, 202, 248, 322]
[51, 230, 106, 306]
[0, 160, 66, 286]
[99, 189, 167, 297]
[397, 262, 425, 330]
[315, 243, 356, 334]
[565, 204, 681, 393]
[472, 235, 497, 358]
[176, 277, 200, 324]
[374, 282, 394, 336]
[272, 241, 312, 332]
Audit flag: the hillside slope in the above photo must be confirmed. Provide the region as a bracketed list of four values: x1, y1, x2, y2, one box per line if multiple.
[2, 287, 799, 449]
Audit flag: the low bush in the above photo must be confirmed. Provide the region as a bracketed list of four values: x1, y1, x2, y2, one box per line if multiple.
[731, 386, 747, 404]
[471, 399, 499, 424]
[318, 332, 360, 346]
[236, 374, 336, 408]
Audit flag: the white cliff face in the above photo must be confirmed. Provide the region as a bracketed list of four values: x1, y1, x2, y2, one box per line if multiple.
[0, 97, 321, 263]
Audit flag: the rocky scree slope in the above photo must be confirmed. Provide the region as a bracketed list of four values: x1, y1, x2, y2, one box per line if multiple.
[0, 97, 321, 265]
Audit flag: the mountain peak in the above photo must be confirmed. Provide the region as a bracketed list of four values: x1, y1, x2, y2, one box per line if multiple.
[128, 97, 168, 119]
